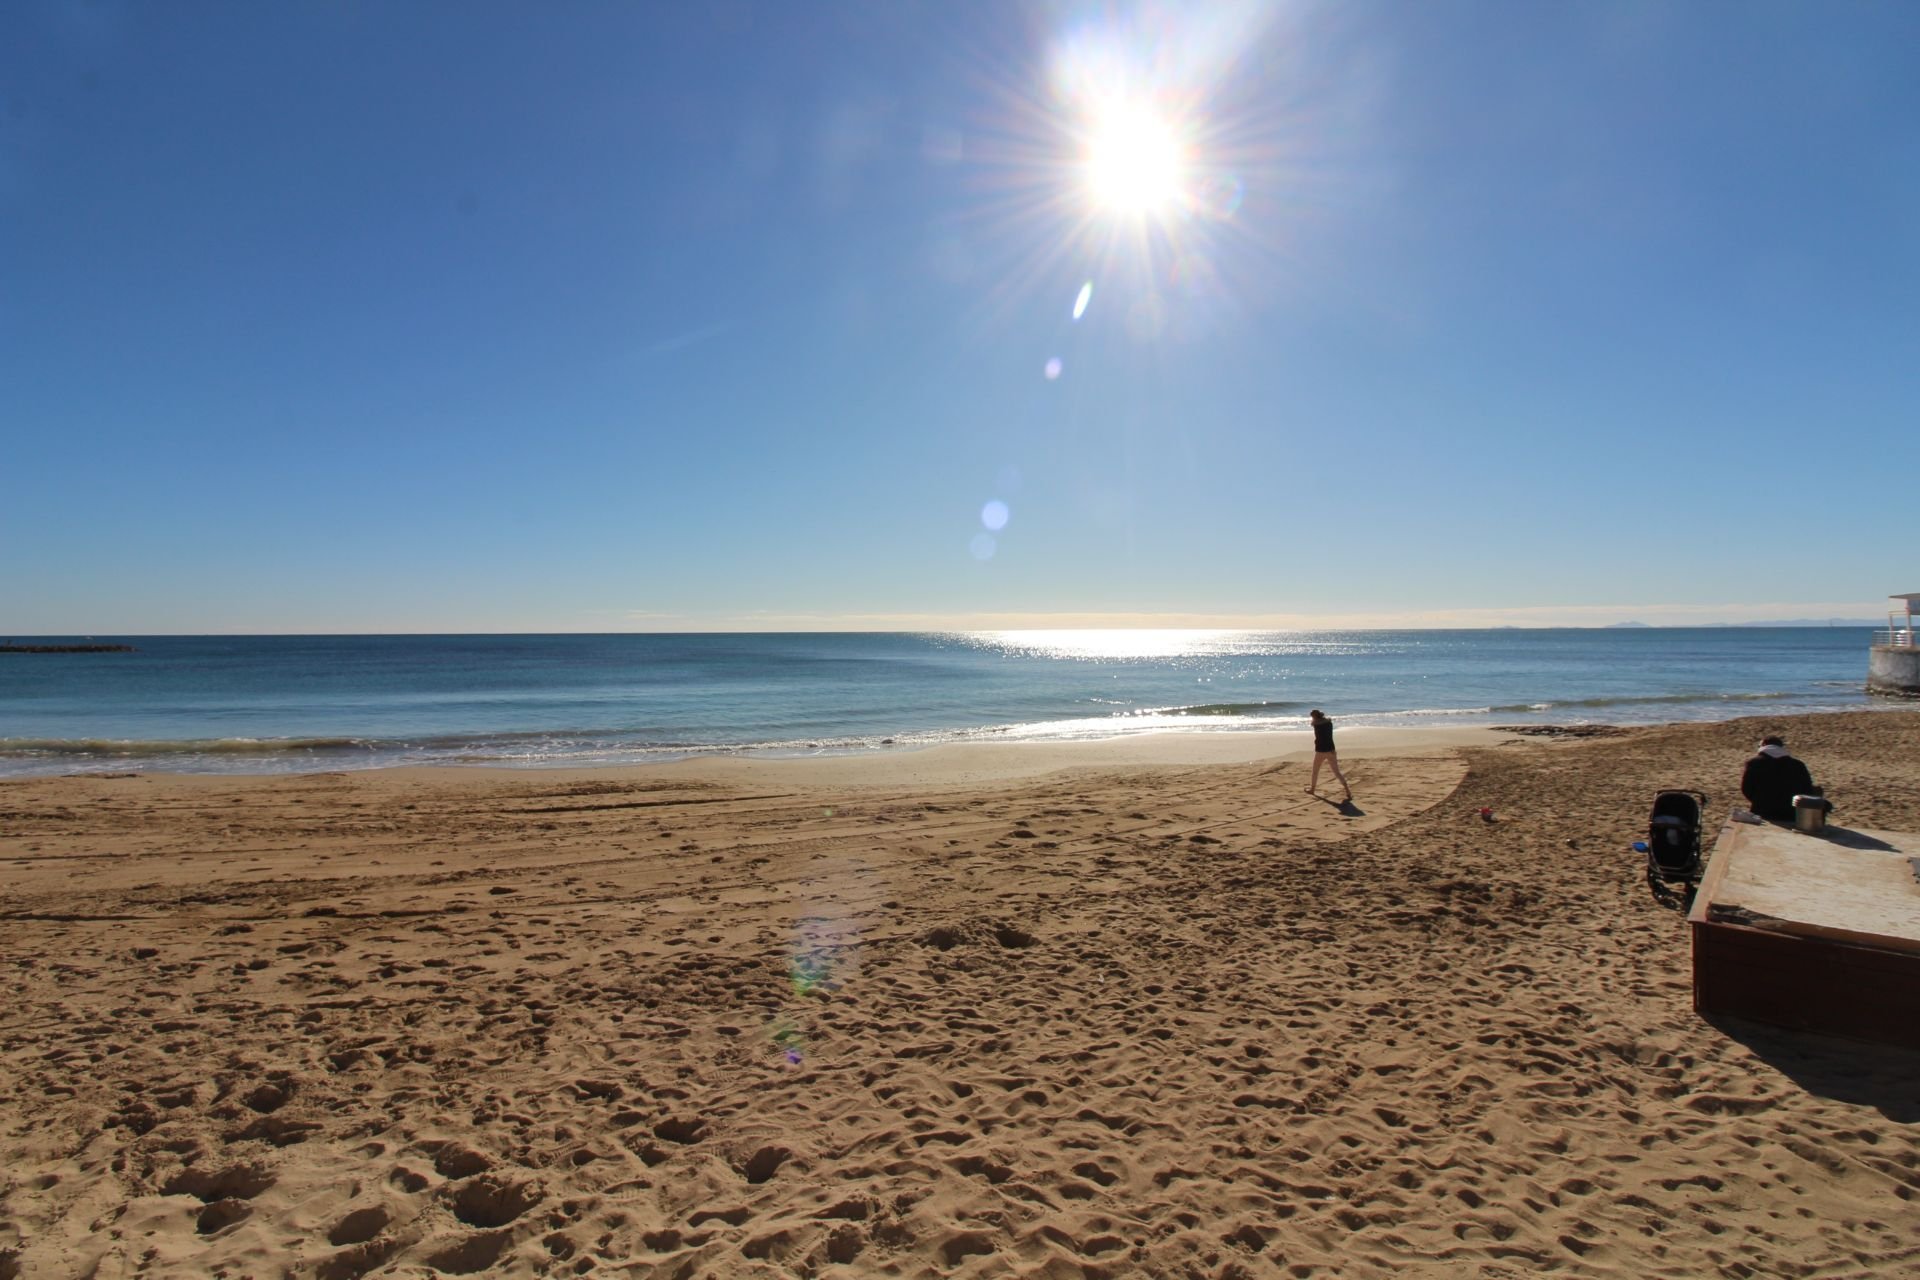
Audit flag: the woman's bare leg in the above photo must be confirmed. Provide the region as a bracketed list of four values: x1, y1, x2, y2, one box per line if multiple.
[1328, 753, 1351, 801]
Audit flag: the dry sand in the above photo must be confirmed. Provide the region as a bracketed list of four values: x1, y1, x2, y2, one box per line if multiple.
[2, 711, 1918, 1279]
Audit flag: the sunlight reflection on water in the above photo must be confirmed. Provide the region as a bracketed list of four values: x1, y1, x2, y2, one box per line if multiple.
[962, 629, 1388, 660]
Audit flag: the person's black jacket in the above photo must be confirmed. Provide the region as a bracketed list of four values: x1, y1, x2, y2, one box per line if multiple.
[1741, 751, 1815, 821]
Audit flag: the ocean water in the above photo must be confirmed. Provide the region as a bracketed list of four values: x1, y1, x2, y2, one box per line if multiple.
[0, 629, 1885, 776]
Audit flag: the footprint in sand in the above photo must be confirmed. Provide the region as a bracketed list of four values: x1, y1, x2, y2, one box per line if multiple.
[447, 1174, 543, 1229]
[327, 1205, 391, 1247]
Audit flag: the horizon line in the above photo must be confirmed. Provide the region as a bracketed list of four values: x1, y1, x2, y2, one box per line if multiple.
[7, 599, 1903, 637]
[7, 619, 1896, 639]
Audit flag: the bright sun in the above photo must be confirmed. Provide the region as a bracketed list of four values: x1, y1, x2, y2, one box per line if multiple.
[1085, 100, 1187, 217]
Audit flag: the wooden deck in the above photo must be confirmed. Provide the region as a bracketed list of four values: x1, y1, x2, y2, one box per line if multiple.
[1689, 820, 1920, 1048]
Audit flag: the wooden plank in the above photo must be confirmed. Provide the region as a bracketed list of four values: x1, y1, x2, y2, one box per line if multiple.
[1689, 819, 1741, 1017]
[1693, 917, 1920, 1048]
[1692, 821, 1920, 953]
[1687, 819, 1741, 928]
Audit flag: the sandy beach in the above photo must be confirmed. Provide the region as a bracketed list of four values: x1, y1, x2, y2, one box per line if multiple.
[3, 710, 1917, 1279]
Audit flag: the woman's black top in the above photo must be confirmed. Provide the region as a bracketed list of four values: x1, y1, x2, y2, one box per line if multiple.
[1313, 718, 1334, 753]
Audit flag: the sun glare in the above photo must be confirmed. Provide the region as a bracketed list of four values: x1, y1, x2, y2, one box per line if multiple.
[948, 5, 1295, 332]
[985, 629, 1233, 659]
[1085, 100, 1187, 217]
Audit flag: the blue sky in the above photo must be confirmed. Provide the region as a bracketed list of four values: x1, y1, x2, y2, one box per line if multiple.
[4, 0, 1916, 632]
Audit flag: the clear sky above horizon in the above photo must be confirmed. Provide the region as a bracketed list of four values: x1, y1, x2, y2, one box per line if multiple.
[5, 0, 1917, 633]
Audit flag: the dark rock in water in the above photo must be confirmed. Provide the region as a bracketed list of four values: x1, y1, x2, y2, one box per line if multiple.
[1489, 724, 1626, 738]
[1, 642, 136, 653]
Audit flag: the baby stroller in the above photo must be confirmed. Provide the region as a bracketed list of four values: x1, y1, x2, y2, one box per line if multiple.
[1639, 789, 1707, 907]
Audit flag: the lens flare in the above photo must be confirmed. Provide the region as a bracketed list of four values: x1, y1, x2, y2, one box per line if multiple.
[1044, 356, 1063, 379]
[789, 949, 835, 997]
[1194, 171, 1245, 220]
[766, 1014, 805, 1065]
[1072, 281, 1093, 319]
[981, 500, 1010, 531]
[970, 533, 997, 561]
[769, 909, 862, 1064]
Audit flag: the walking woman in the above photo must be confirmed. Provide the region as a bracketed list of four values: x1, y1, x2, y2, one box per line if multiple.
[1306, 709, 1351, 803]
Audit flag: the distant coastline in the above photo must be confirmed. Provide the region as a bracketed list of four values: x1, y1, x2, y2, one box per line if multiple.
[1612, 620, 1879, 629]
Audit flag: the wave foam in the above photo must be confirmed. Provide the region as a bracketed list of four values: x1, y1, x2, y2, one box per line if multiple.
[1490, 690, 1793, 713]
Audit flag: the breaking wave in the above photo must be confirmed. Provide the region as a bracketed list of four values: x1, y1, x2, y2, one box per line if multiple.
[1120, 701, 1307, 718]
[1488, 691, 1796, 713]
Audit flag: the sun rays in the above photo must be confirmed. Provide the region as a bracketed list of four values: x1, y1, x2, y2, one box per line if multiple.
[929, 1, 1317, 342]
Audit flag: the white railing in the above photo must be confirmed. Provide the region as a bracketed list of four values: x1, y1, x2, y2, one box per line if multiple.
[1875, 628, 1916, 648]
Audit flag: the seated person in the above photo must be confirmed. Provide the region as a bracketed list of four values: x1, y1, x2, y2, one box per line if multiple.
[1740, 735, 1816, 822]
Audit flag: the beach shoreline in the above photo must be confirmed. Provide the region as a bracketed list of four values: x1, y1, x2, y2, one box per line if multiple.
[72, 724, 1513, 790]
[0, 628, 1885, 781]
[3, 708, 1916, 1277]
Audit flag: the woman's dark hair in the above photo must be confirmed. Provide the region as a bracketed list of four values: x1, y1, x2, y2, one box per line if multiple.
[1310, 709, 1324, 718]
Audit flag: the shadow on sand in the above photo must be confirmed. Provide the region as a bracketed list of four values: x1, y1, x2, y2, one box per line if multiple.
[1703, 1013, 1920, 1123]
[1311, 794, 1364, 818]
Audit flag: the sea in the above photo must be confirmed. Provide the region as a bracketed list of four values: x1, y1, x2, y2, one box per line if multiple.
[0, 629, 1887, 777]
